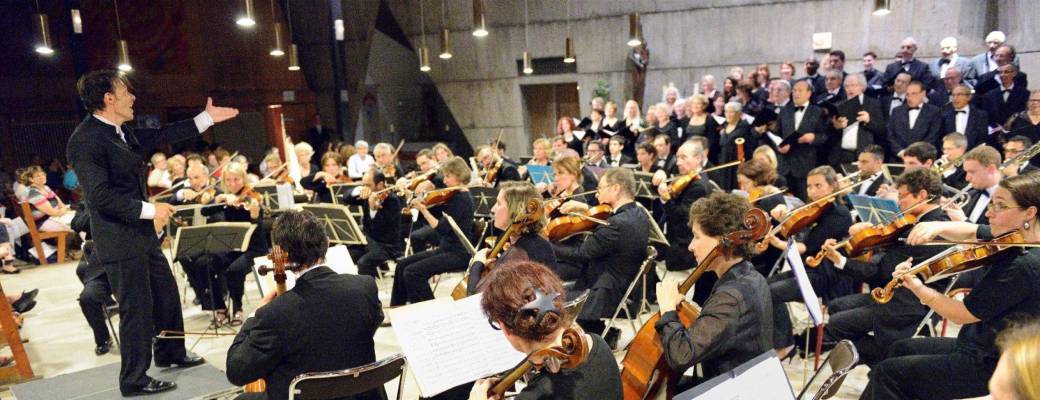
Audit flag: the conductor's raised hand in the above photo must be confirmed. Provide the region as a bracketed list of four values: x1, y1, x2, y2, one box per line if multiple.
[205, 97, 239, 124]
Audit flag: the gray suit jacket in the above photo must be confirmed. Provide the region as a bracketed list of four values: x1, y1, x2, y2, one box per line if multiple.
[970, 51, 1020, 77]
[930, 56, 975, 82]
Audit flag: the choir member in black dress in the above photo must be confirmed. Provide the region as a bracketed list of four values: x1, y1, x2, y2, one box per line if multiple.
[601, 101, 624, 145]
[558, 117, 586, 157]
[620, 100, 645, 159]
[344, 169, 403, 277]
[655, 192, 772, 386]
[684, 94, 719, 164]
[553, 168, 650, 345]
[584, 108, 604, 144]
[469, 261, 622, 400]
[763, 166, 853, 357]
[864, 173, 1040, 400]
[391, 157, 475, 305]
[656, 141, 714, 303]
[715, 101, 752, 191]
[465, 181, 558, 294]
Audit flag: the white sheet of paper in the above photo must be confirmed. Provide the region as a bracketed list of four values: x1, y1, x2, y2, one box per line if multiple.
[680, 355, 794, 400]
[389, 294, 526, 397]
[786, 240, 823, 326]
[253, 245, 357, 292]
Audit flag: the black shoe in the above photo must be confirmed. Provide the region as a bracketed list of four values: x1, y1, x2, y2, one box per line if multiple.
[155, 353, 205, 368]
[122, 379, 177, 397]
[14, 300, 36, 314]
[604, 327, 621, 350]
[95, 339, 113, 356]
[11, 289, 38, 312]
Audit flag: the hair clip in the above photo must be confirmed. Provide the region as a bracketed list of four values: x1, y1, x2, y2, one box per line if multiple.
[519, 286, 561, 321]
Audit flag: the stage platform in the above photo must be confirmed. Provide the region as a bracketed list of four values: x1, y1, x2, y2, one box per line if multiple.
[11, 361, 238, 400]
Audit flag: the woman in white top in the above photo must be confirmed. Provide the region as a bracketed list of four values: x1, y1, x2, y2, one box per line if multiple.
[347, 140, 376, 179]
[146, 152, 172, 189]
[20, 166, 74, 232]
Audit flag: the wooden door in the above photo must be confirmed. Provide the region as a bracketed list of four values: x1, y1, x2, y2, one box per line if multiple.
[521, 83, 580, 143]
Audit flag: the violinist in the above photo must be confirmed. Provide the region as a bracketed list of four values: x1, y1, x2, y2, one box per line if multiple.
[390, 157, 475, 306]
[310, 152, 350, 203]
[202, 163, 269, 326]
[1002, 135, 1040, 177]
[947, 145, 1003, 225]
[816, 168, 950, 366]
[654, 192, 772, 388]
[656, 141, 714, 303]
[853, 145, 889, 197]
[372, 142, 400, 183]
[170, 163, 216, 206]
[468, 261, 621, 400]
[765, 166, 854, 358]
[343, 170, 403, 277]
[552, 168, 649, 349]
[465, 181, 557, 295]
[541, 155, 593, 281]
[863, 173, 1040, 400]
[226, 210, 384, 400]
[476, 145, 521, 188]
[939, 133, 968, 189]
[737, 158, 786, 276]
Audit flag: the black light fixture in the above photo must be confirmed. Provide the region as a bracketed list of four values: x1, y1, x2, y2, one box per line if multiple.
[33, 0, 54, 55]
[439, 0, 452, 59]
[562, 0, 575, 63]
[237, 0, 257, 27]
[627, 13, 642, 47]
[873, 0, 891, 16]
[471, 0, 488, 37]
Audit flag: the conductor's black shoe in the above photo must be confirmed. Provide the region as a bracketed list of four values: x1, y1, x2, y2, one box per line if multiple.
[122, 379, 177, 396]
[155, 353, 205, 368]
[95, 339, 113, 356]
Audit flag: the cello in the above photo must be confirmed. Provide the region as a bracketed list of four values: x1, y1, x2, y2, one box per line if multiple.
[488, 326, 591, 398]
[451, 198, 543, 300]
[243, 246, 289, 394]
[620, 208, 768, 399]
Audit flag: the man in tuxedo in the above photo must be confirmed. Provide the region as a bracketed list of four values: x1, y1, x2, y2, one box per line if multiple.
[67, 70, 239, 396]
[227, 210, 384, 400]
[653, 134, 678, 175]
[883, 37, 936, 90]
[803, 58, 824, 93]
[974, 45, 1028, 96]
[1002, 135, 1040, 177]
[886, 81, 943, 156]
[776, 80, 827, 201]
[880, 72, 912, 121]
[303, 113, 333, 154]
[828, 74, 885, 167]
[948, 145, 1002, 225]
[855, 145, 889, 197]
[862, 51, 886, 97]
[344, 170, 403, 278]
[980, 64, 1030, 128]
[927, 67, 965, 107]
[971, 31, 1020, 78]
[939, 133, 969, 190]
[942, 84, 992, 148]
[930, 37, 975, 84]
[813, 69, 846, 106]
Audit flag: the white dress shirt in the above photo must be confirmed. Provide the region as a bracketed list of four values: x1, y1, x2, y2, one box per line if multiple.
[954, 107, 969, 134]
[908, 107, 922, 130]
[968, 185, 997, 223]
[858, 171, 883, 195]
[794, 103, 807, 130]
[841, 95, 864, 151]
[347, 154, 375, 179]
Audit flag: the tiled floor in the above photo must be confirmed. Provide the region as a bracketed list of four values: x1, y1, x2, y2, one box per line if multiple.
[0, 257, 884, 399]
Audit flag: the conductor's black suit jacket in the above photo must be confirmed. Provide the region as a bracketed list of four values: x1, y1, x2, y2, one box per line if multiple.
[226, 267, 385, 400]
[66, 116, 200, 263]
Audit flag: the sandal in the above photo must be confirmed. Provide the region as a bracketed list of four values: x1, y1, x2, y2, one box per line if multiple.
[0, 260, 19, 274]
[210, 310, 229, 328]
[229, 311, 244, 327]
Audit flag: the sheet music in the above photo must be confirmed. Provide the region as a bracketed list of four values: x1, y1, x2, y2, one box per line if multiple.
[785, 240, 823, 326]
[676, 352, 794, 400]
[390, 295, 526, 397]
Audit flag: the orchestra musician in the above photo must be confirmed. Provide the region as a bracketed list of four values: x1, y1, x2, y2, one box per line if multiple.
[946, 145, 1003, 225]
[343, 170, 403, 278]
[294, 142, 319, 189]
[899, 141, 938, 170]
[469, 261, 622, 400]
[310, 152, 350, 203]
[226, 210, 383, 400]
[764, 166, 854, 358]
[853, 145, 889, 198]
[553, 168, 649, 349]
[736, 158, 786, 276]
[656, 141, 715, 303]
[465, 181, 558, 295]
[634, 142, 660, 174]
[862, 173, 1040, 400]
[170, 163, 215, 206]
[475, 145, 521, 188]
[539, 156, 590, 280]
[390, 157, 475, 306]
[1001, 135, 1040, 177]
[714, 101, 752, 191]
[655, 192, 772, 388]
[372, 142, 401, 183]
[817, 168, 950, 366]
[938, 133, 969, 190]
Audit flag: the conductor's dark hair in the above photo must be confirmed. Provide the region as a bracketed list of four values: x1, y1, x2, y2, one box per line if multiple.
[77, 70, 132, 114]
[271, 210, 329, 269]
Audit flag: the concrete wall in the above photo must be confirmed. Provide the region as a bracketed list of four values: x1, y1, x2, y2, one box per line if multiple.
[383, 0, 1039, 155]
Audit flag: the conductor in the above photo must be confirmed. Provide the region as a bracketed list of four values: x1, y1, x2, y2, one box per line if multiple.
[67, 70, 239, 396]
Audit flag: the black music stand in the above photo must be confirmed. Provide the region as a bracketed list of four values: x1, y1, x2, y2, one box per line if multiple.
[470, 187, 498, 218]
[633, 171, 659, 199]
[329, 183, 364, 206]
[299, 204, 367, 246]
[253, 184, 309, 209]
[171, 222, 256, 345]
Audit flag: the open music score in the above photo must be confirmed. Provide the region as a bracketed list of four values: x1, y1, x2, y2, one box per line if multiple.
[389, 295, 526, 397]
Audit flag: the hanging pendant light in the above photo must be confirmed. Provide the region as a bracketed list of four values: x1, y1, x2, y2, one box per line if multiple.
[438, 0, 452, 59]
[33, 13, 54, 55]
[114, 0, 132, 71]
[419, 0, 431, 72]
[269, 0, 284, 56]
[627, 13, 642, 47]
[522, 51, 533, 75]
[420, 47, 432, 72]
[522, 0, 532, 74]
[286, 0, 299, 71]
[562, 0, 574, 63]
[71, 9, 83, 34]
[872, 0, 891, 16]
[237, 0, 257, 27]
[471, 0, 488, 37]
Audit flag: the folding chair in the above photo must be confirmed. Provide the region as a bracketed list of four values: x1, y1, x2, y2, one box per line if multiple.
[102, 302, 120, 346]
[796, 340, 859, 400]
[602, 246, 657, 337]
[289, 353, 407, 400]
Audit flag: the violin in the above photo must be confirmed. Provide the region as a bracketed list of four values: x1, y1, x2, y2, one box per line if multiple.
[620, 208, 769, 399]
[871, 231, 1025, 304]
[662, 138, 745, 198]
[806, 214, 918, 268]
[245, 246, 290, 394]
[484, 159, 502, 186]
[543, 204, 613, 242]
[488, 326, 591, 398]
[756, 180, 868, 253]
[412, 186, 463, 209]
[451, 198, 543, 300]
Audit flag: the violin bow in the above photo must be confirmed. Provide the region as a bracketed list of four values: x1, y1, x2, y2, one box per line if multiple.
[149, 151, 240, 200]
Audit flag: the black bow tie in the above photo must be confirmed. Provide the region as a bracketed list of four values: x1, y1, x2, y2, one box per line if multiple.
[794, 106, 806, 112]
[956, 110, 967, 114]
[939, 59, 951, 65]
[972, 189, 990, 198]
[908, 106, 920, 111]
[894, 97, 904, 103]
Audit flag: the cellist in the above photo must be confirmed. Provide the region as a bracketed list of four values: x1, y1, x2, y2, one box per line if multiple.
[654, 192, 771, 390]
[656, 141, 715, 304]
[861, 173, 1040, 400]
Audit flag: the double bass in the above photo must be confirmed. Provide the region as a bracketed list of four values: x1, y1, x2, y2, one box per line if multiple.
[243, 246, 289, 394]
[620, 208, 768, 399]
[451, 198, 543, 299]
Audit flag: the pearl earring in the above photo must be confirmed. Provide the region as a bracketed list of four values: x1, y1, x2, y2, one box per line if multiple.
[1025, 221, 1031, 230]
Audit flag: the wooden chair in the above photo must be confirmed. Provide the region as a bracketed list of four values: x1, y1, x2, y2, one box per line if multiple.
[18, 202, 67, 265]
[0, 280, 34, 383]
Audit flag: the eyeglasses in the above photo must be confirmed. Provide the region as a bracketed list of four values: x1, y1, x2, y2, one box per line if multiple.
[999, 70, 1016, 75]
[987, 202, 1022, 213]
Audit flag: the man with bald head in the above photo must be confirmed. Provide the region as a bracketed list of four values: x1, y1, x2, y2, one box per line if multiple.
[941, 84, 991, 149]
[828, 74, 885, 166]
[930, 37, 975, 83]
[928, 67, 964, 106]
[883, 37, 936, 90]
[971, 31, 1019, 76]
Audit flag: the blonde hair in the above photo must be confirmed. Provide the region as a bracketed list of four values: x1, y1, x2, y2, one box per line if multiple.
[532, 138, 551, 153]
[552, 156, 584, 186]
[753, 145, 779, 169]
[498, 181, 547, 235]
[997, 321, 1040, 400]
[440, 156, 472, 183]
[220, 162, 249, 193]
[294, 142, 315, 158]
